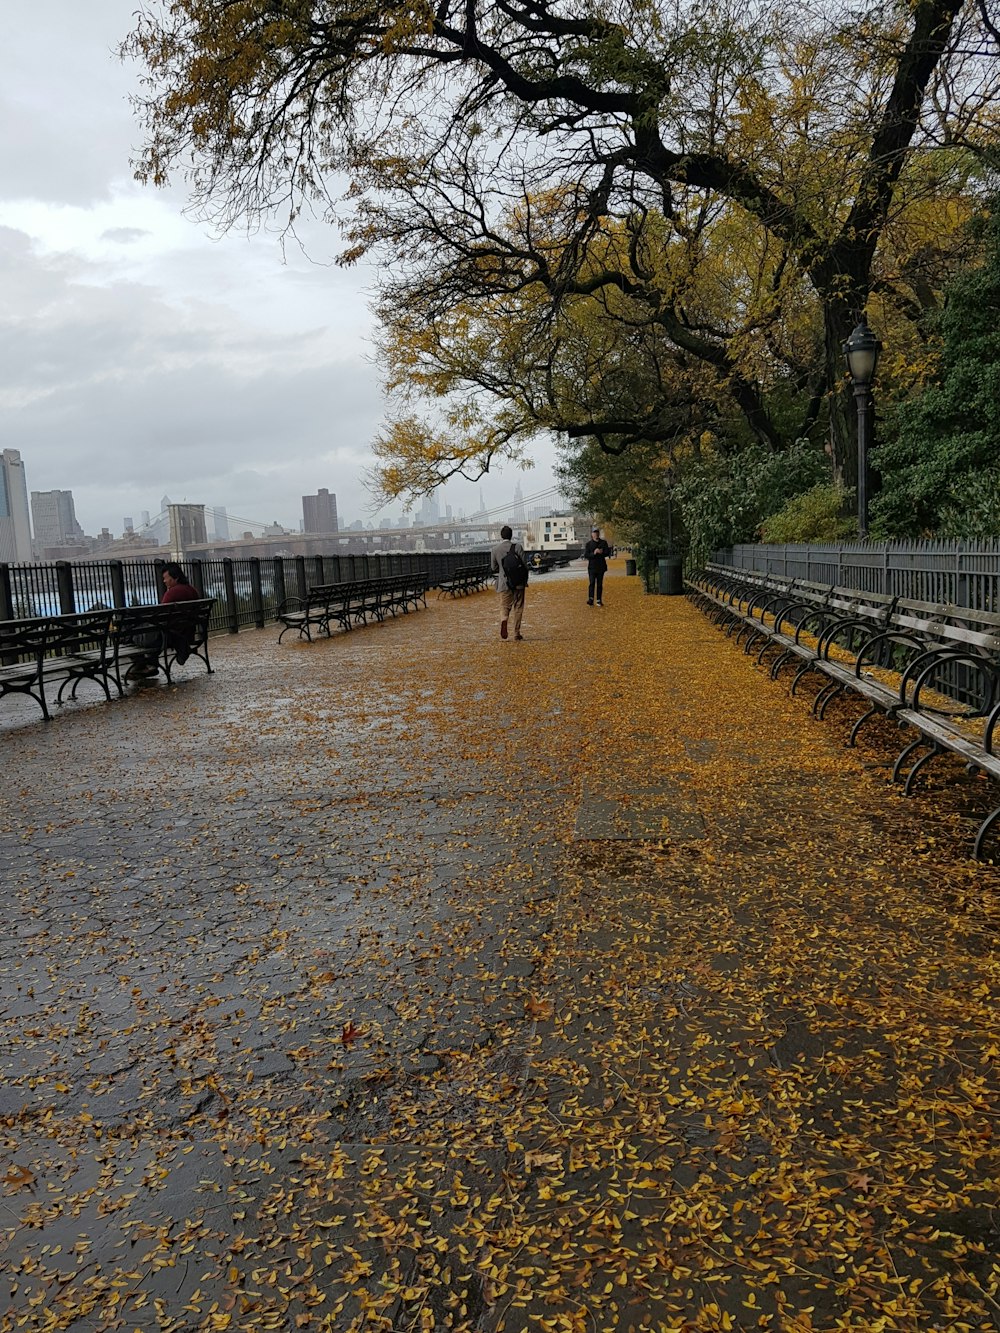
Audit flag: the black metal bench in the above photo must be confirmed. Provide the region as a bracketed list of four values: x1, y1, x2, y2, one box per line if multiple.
[112, 600, 216, 689]
[688, 564, 1000, 858]
[276, 573, 430, 643]
[436, 565, 492, 598]
[0, 600, 215, 722]
[0, 611, 114, 721]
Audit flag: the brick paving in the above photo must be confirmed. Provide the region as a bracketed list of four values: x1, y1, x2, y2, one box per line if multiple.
[1, 567, 997, 1331]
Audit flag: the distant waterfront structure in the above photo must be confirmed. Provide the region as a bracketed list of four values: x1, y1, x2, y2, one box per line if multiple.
[212, 506, 231, 541]
[525, 513, 589, 550]
[167, 503, 208, 557]
[31, 488, 84, 556]
[1, 449, 33, 562]
[302, 488, 338, 533]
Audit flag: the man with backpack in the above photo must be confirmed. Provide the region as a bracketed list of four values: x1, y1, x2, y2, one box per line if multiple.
[490, 524, 529, 641]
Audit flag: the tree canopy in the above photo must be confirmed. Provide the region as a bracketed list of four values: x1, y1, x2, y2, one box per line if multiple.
[872, 196, 1000, 536]
[126, 0, 1000, 517]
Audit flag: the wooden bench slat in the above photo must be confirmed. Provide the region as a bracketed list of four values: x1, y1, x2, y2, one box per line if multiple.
[688, 565, 1000, 858]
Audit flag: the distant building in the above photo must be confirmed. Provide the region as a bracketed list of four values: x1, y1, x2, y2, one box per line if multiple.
[417, 492, 440, 526]
[167, 503, 208, 556]
[302, 488, 338, 533]
[212, 505, 230, 540]
[1, 449, 33, 562]
[31, 488, 83, 556]
[525, 513, 588, 550]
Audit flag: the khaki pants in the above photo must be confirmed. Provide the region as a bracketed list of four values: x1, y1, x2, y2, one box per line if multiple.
[500, 587, 525, 636]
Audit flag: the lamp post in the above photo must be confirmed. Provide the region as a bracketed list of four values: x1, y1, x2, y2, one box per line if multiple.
[843, 318, 882, 539]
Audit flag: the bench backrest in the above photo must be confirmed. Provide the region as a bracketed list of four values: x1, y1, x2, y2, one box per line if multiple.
[113, 600, 215, 644]
[890, 599, 1000, 654]
[1, 611, 113, 664]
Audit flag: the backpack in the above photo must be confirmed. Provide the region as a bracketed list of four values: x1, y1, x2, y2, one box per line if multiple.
[501, 542, 529, 589]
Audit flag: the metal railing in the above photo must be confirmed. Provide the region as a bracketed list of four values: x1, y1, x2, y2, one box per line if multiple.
[710, 541, 1000, 709]
[712, 541, 1000, 612]
[0, 551, 492, 632]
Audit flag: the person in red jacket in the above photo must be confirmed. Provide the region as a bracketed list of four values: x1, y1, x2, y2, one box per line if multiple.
[129, 563, 202, 678]
[161, 563, 201, 606]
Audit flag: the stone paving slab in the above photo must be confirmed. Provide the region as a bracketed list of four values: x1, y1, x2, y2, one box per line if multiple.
[1, 568, 997, 1332]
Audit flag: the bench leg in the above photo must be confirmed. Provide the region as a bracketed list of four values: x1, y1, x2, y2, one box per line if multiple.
[848, 705, 879, 747]
[973, 805, 1000, 860]
[891, 736, 929, 785]
[790, 660, 820, 697]
[902, 741, 944, 796]
[769, 648, 793, 680]
[755, 638, 781, 667]
[816, 680, 845, 720]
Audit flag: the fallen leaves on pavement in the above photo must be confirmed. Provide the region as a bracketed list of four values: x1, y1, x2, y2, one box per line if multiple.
[0, 570, 997, 1331]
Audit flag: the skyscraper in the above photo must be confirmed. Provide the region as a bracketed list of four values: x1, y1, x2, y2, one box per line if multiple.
[31, 489, 84, 554]
[302, 488, 338, 533]
[0, 450, 33, 562]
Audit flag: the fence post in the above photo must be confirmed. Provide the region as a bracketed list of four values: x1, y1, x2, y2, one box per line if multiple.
[955, 543, 969, 609]
[295, 555, 307, 599]
[55, 561, 77, 615]
[314, 555, 325, 587]
[189, 559, 205, 599]
[249, 558, 265, 628]
[0, 564, 13, 621]
[109, 560, 126, 608]
[273, 557, 286, 611]
[222, 558, 240, 634]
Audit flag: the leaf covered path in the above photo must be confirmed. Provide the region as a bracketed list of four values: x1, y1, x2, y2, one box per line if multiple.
[1, 569, 997, 1332]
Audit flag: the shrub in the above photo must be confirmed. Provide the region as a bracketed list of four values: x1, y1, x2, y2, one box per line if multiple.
[759, 485, 856, 543]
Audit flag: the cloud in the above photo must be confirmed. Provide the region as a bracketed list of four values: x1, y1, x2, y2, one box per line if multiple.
[0, 224, 388, 530]
[0, 1, 564, 538]
[101, 227, 152, 244]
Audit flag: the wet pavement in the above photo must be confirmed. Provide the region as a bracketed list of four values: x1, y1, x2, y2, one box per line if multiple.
[1, 568, 997, 1332]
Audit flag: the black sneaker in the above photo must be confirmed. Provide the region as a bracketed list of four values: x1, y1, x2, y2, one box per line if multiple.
[587, 599, 593, 605]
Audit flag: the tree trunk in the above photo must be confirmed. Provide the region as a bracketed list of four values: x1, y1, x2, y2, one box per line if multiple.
[824, 296, 860, 497]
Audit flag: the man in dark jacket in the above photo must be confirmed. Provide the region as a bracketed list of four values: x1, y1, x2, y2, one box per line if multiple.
[584, 527, 612, 606]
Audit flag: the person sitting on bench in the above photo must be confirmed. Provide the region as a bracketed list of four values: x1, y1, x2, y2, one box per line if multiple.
[129, 563, 202, 679]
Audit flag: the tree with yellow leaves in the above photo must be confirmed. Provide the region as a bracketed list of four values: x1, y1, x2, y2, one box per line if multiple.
[126, 0, 999, 500]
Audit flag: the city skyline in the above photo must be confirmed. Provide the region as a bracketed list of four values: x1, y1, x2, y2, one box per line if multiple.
[0, 2, 564, 540]
[13, 454, 571, 560]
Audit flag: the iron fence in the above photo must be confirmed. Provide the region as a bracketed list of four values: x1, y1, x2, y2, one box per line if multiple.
[0, 551, 491, 631]
[711, 540, 1000, 709]
[713, 540, 1000, 612]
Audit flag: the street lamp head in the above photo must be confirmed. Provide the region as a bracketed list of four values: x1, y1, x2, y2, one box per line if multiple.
[844, 318, 883, 387]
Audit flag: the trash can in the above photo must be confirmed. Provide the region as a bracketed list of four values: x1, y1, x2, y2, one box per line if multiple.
[657, 556, 683, 595]
[625, 558, 637, 577]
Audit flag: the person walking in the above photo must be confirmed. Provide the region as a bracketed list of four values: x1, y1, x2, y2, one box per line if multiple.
[584, 526, 612, 606]
[490, 524, 528, 641]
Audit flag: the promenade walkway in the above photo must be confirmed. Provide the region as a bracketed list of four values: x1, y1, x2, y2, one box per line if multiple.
[1, 568, 997, 1333]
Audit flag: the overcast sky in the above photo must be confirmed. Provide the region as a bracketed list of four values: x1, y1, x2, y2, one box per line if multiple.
[0, 1, 563, 537]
